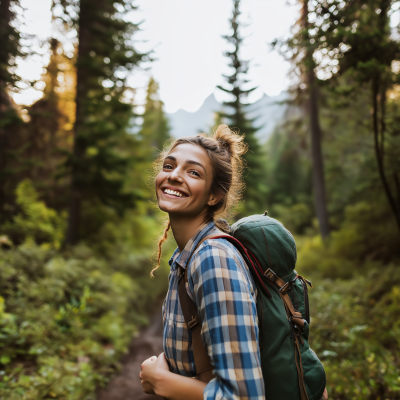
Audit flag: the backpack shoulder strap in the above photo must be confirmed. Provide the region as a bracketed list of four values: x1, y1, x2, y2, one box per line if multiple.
[177, 234, 223, 382]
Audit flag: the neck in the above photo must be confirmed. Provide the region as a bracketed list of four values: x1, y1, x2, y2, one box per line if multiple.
[169, 211, 211, 252]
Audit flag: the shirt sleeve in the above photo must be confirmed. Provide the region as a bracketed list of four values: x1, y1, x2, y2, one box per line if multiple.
[187, 240, 265, 400]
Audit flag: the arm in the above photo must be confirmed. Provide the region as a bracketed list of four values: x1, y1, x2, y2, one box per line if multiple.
[140, 353, 207, 400]
[189, 242, 265, 400]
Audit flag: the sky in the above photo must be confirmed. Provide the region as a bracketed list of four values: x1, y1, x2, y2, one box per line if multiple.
[14, 0, 300, 114]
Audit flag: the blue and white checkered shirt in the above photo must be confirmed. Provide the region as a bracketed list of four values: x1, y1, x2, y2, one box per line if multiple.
[162, 221, 265, 400]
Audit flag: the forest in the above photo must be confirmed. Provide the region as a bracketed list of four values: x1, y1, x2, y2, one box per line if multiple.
[0, 0, 399, 399]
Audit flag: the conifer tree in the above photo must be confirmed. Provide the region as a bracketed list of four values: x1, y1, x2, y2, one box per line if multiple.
[0, 0, 24, 222]
[139, 77, 170, 158]
[54, 0, 149, 244]
[24, 38, 73, 210]
[218, 0, 266, 214]
[126, 77, 170, 199]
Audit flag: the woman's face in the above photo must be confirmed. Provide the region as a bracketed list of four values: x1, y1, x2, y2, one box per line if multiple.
[155, 143, 218, 217]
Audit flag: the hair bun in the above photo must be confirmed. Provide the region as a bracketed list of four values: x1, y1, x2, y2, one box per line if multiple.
[214, 124, 247, 158]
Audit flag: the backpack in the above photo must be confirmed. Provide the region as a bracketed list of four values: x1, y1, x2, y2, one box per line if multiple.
[178, 213, 327, 400]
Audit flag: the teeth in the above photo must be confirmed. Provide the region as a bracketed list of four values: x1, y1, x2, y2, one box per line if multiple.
[165, 188, 184, 197]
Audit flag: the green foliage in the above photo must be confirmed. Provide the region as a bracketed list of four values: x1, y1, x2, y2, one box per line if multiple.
[0, 241, 168, 399]
[1, 179, 66, 249]
[264, 117, 313, 233]
[308, 270, 400, 399]
[296, 200, 399, 279]
[271, 203, 313, 235]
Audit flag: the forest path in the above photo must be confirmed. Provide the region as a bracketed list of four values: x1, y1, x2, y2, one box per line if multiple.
[97, 301, 164, 400]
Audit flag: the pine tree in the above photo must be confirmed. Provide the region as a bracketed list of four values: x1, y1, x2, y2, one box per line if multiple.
[24, 38, 74, 210]
[0, 0, 24, 222]
[53, 0, 149, 244]
[217, 0, 266, 215]
[125, 77, 170, 200]
[139, 77, 170, 158]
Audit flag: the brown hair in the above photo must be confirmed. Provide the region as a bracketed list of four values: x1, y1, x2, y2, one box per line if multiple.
[151, 124, 247, 277]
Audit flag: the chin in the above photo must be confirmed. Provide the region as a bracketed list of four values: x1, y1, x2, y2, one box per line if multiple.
[157, 199, 178, 213]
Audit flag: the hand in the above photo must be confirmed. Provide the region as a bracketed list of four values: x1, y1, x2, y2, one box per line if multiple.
[322, 387, 328, 400]
[140, 353, 170, 395]
[140, 355, 157, 394]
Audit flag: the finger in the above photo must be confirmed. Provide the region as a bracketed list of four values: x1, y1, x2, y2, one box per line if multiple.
[142, 355, 155, 364]
[144, 355, 157, 363]
[142, 383, 156, 394]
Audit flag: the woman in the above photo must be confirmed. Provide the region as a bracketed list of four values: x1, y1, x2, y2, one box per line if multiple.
[139, 124, 265, 400]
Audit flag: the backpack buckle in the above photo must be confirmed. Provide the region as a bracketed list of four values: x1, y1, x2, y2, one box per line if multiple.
[178, 266, 185, 281]
[188, 315, 200, 330]
[279, 282, 291, 294]
[264, 268, 277, 282]
[279, 277, 297, 294]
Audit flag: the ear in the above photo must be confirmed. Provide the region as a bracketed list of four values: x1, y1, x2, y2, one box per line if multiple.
[208, 191, 224, 207]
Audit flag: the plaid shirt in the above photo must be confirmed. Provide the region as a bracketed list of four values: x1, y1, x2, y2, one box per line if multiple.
[162, 221, 265, 400]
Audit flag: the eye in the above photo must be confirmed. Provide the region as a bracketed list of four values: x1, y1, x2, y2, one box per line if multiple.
[189, 170, 200, 177]
[163, 163, 173, 170]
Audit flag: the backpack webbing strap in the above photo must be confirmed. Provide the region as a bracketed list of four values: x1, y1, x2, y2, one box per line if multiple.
[178, 275, 214, 382]
[265, 267, 310, 400]
[295, 336, 309, 400]
[177, 234, 223, 383]
[264, 268, 305, 331]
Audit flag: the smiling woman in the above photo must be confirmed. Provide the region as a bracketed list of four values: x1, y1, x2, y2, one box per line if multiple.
[152, 125, 247, 275]
[139, 125, 266, 400]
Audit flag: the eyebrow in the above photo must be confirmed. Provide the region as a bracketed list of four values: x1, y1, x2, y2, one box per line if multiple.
[164, 155, 206, 174]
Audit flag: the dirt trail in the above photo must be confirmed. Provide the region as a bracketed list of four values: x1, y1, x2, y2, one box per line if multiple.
[97, 302, 164, 400]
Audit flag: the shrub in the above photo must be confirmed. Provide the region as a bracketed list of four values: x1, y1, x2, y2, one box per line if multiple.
[0, 242, 168, 399]
[296, 201, 399, 279]
[309, 266, 400, 399]
[1, 179, 66, 249]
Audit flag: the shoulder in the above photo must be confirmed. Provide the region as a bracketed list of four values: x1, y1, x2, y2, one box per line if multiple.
[190, 237, 243, 270]
[202, 237, 242, 257]
[187, 237, 255, 295]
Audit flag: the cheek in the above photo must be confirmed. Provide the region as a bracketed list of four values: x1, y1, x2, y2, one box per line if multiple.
[155, 173, 165, 200]
[191, 179, 210, 201]
[155, 171, 164, 189]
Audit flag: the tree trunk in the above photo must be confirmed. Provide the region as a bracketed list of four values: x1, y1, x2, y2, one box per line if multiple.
[302, 0, 330, 239]
[0, 0, 12, 223]
[308, 69, 330, 239]
[65, 0, 91, 245]
[372, 75, 400, 236]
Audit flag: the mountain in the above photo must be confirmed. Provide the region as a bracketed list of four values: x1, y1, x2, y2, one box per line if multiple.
[166, 91, 288, 142]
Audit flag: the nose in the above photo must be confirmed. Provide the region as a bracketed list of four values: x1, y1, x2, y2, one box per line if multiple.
[168, 166, 184, 183]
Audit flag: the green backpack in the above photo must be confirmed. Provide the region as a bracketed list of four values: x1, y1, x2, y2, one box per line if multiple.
[178, 214, 326, 400]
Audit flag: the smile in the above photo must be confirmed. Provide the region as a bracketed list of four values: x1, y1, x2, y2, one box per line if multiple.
[163, 188, 187, 198]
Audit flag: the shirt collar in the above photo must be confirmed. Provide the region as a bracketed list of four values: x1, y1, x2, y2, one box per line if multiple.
[168, 221, 218, 271]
